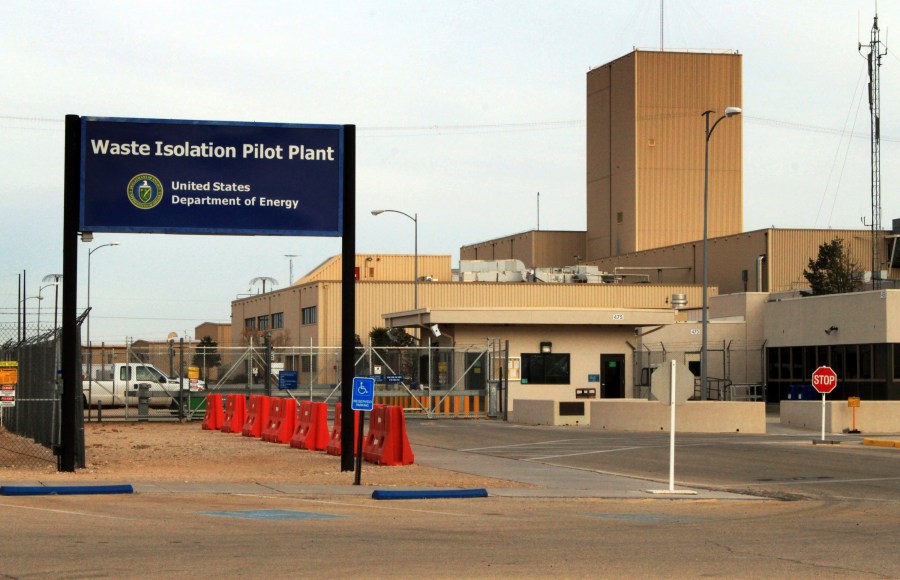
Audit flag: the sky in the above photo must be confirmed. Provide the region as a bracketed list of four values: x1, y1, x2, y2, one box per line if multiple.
[2, 0, 898, 344]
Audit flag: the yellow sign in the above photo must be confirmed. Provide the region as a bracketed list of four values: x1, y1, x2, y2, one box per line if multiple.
[187, 366, 200, 379]
[0, 361, 18, 386]
[848, 397, 861, 408]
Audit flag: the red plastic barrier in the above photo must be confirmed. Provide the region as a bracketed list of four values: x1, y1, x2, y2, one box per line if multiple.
[289, 401, 330, 451]
[363, 405, 414, 466]
[261, 397, 297, 444]
[241, 395, 270, 438]
[201, 393, 224, 430]
[220, 394, 246, 433]
[325, 402, 361, 456]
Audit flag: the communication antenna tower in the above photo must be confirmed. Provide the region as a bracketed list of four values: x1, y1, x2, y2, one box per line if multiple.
[859, 13, 888, 288]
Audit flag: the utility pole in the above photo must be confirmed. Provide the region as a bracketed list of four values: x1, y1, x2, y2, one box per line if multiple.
[860, 13, 888, 289]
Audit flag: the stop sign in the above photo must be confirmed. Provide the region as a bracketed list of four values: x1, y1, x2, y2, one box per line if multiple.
[811, 366, 838, 394]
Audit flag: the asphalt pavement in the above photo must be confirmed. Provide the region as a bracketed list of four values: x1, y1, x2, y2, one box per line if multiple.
[2, 415, 899, 578]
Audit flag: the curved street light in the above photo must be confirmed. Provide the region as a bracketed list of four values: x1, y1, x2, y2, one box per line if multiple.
[371, 209, 418, 310]
[249, 276, 278, 293]
[37, 282, 58, 333]
[701, 107, 741, 400]
[42, 274, 63, 333]
[87, 242, 119, 384]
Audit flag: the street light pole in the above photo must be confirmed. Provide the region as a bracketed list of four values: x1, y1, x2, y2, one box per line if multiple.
[42, 274, 63, 334]
[86, 242, 119, 381]
[21, 296, 41, 341]
[371, 209, 418, 310]
[701, 107, 741, 401]
[37, 282, 57, 334]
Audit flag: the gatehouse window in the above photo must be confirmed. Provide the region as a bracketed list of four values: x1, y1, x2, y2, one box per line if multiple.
[521, 353, 570, 385]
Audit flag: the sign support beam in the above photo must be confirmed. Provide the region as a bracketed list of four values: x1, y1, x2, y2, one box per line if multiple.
[61, 114, 81, 472]
[340, 125, 356, 472]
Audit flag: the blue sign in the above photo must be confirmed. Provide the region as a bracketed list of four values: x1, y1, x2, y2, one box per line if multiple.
[80, 117, 344, 236]
[278, 370, 298, 390]
[588, 374, 600, 383]
[385, 374, 404, 383]
[351, 377, 375, 412]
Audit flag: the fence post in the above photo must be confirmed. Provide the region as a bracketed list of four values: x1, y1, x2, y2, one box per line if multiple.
[264, 333, 272, 397]
[178, 338, 185, 421]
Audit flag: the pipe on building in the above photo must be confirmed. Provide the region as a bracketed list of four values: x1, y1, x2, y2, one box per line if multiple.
[755, 255, 766, 292]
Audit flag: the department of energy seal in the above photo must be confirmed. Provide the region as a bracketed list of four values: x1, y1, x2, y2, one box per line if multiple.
[127, 174, 164, 209]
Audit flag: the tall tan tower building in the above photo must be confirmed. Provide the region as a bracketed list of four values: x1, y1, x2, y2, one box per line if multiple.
[586, 50, 743, 260]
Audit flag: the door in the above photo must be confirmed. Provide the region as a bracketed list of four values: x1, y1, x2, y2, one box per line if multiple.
[465, 352, 486, 390]
[600, 354, 625, 398]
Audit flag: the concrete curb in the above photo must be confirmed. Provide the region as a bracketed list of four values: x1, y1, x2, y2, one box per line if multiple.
[863, 438, 900, 448]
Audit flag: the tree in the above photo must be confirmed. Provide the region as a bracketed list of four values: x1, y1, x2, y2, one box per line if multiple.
[191, 336, 222, 382]
[802, 238, 863, 295]
[369, 327, 416, 347]
[368, 327, 418, 383]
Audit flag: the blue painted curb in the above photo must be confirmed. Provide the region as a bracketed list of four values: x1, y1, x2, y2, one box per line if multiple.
[0, 484, 134, 496]
[372, 488, 488, 500]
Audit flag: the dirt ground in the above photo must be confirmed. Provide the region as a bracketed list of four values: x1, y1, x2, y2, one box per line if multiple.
[0, 421, 520, 488]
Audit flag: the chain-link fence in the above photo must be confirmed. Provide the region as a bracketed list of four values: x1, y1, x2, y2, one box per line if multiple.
[0, 324, 67, 470]
[634, 339, 767, 401]
[78, 339, 506, 421]
[185, 340, 505, 419]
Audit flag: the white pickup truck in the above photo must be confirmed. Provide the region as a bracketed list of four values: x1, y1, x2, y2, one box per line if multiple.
[82, 362, 204, 408]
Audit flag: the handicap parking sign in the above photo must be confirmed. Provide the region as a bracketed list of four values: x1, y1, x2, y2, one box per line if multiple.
[351, 376, 375, 411]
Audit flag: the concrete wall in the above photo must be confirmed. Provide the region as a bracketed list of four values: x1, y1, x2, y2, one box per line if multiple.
[589, 400, 765, 433]
[780, 400, 900, 433]
[764, 290, 899, 348]
[507, 398, 765, 433]
[508, 399, 591, 426]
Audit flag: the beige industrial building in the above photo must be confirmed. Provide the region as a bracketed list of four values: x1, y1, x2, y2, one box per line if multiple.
[227, 48, 900, 410]
[586, 49, 743, 259]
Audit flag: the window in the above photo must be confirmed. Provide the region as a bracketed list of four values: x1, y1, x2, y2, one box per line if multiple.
[120, 365, 164, 382]
[803, 346, 817, 378]
[893, 345, 900, 380]
[790, 347, 803, 380]
[258, 315, 269, 330]
[272, 312, 284, 329]
[521, 353, 570, 385]
[859, 344, 872, 380]
[301, 355, 318, 373]
[845, 345, 859, 380]
[244, 317, 256, 331]
[766, 348, 780, 380]
[302, 306, 317, 325]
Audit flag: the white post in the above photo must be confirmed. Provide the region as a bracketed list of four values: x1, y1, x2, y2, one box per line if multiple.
[821, 393, 827, 441]
[668, 359, 676, 491]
